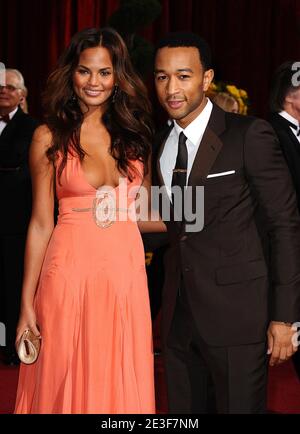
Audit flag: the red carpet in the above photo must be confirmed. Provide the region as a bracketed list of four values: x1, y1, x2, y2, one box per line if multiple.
[0, 363, 19, 414]
[1, 356, 300, 414]
[267, 358, 300, 413]
[1, 317, 299, 414]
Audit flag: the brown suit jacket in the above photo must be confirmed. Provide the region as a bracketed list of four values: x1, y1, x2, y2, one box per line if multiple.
[155, 104, 300, 347]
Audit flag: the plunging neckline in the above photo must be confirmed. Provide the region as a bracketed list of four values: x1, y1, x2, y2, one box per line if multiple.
[77, 157, 125, 191]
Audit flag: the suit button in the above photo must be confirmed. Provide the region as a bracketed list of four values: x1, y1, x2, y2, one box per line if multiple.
[184, 266, 190, 272]
[180, 235, 187, 241]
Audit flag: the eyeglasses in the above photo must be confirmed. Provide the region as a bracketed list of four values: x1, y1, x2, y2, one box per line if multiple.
[0, 84, 21, 92]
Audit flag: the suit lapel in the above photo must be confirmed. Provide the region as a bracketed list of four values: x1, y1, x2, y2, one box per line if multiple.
[157, 105, 227, 187]
[156, 123, 173, 187]
[188, 104, 225, 186]
[155, 123, 179, 228]
[156, 105, 227, 232]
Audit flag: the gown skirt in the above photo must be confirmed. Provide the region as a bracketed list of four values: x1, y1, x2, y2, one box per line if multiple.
[14, 154, 155, 414]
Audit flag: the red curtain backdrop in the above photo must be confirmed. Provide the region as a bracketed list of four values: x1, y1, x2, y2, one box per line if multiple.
[0, 0, 300, 119]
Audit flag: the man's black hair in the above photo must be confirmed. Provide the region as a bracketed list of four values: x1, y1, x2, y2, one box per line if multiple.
[270, 61, 300, 112]
[156, 32, 212, 71]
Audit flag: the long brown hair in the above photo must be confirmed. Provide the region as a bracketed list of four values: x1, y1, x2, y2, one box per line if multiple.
[43, 27, 153, 182]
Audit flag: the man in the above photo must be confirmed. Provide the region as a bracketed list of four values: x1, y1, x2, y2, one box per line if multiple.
[0, 69, 38, 365]
[153, 33, 300, 414]
[269, 62, 300, 214]
[269, 61, 300, 379]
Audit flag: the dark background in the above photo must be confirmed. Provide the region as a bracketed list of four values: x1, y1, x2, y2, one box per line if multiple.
[0, 0, 300, 119]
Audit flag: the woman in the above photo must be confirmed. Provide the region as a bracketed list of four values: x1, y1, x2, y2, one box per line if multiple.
[212, 92, 239, 113]
[14, 27, 157, 414]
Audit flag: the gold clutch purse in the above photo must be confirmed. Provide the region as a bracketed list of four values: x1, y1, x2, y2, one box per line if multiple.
[17, 329, 41, 364]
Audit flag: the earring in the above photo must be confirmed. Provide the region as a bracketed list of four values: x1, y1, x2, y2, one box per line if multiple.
[112, 85, 118, 103]
[71, 92, 77, 102]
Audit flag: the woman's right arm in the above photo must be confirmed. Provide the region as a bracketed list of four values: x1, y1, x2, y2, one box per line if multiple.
[16, 125, 55, 344]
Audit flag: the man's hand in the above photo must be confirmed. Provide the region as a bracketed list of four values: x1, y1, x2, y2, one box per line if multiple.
[267, 321, 298, 366]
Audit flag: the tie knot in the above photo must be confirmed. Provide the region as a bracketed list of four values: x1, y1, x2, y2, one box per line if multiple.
[178, 131, 187, 146]
[0, 114, 10, 123]
[286, 119, 300, 136]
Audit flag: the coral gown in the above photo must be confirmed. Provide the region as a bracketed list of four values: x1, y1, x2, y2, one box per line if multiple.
[14, 152, 155, 414]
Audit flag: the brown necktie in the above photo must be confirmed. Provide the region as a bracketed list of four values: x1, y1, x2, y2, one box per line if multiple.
[171, 132, 188, 222]
[172, 132, 188, 189]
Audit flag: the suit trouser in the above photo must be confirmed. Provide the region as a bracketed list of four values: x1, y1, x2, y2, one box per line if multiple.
[163, 285, 268, 414]
[0, 234, 26, 352]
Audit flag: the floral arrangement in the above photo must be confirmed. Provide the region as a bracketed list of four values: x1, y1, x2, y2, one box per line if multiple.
[207, 81, 250, 115]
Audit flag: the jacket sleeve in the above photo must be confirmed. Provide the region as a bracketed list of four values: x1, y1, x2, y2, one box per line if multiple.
[244, 118, 300, 323]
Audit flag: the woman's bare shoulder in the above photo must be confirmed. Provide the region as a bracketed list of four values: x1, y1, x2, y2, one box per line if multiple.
[32, 124, 52, 145]
[29, 124, 55, 170]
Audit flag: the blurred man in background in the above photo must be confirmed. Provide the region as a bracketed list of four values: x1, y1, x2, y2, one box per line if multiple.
[0, 68, 38, 365]
[269, 61, 300, 379]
